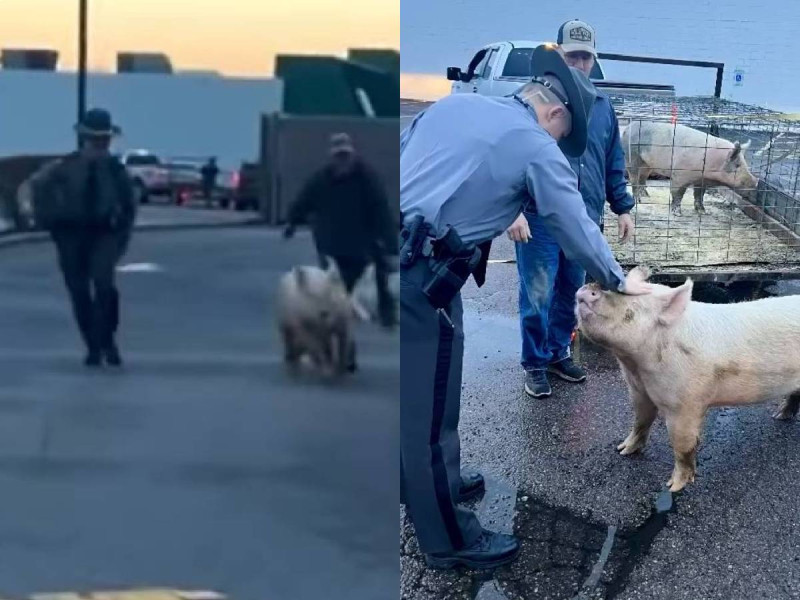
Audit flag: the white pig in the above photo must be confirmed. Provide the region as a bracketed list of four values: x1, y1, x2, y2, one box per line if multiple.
[622, 121, 759, 215]
[276, 259, 360, 377]
[575, 266, 800, 492]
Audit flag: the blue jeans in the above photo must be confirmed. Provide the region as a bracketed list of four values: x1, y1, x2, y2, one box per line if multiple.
[515, 211, 586, 371]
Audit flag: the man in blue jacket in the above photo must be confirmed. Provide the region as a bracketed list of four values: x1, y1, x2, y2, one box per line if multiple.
[507, 20, 635, 398]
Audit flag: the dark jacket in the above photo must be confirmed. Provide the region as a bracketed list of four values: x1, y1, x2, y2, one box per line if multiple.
[34, 152, 136, 232]
[567, 94, 635, 226]
[288, 159, 397, 258]
[201, 163, 219, 186]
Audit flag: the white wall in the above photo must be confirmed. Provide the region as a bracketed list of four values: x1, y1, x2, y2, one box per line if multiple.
[0, 71, 283, 169]
[401, 0, 800, 111]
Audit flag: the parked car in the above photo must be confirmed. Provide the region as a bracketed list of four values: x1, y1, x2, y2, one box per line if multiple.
[120, 150, 170, 204]
[233, 162, 259, 212]
[164, 157, 237, 208]
[447, 41, 675, 98]
[164, 160, 203, 205]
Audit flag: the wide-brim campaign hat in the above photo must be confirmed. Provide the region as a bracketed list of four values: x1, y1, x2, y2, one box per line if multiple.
[529, 44, 597, 157]
[74, 108, 122, 137]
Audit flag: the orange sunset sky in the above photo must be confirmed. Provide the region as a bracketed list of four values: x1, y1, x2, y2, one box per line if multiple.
[1, 0, 399, 76]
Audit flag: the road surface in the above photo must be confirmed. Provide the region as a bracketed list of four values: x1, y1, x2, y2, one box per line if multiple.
[0, 227, 398, 599]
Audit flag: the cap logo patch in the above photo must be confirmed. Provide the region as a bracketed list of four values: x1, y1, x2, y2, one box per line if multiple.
[569, 26, 593, 43]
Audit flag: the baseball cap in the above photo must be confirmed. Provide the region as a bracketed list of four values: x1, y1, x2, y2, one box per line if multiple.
[330, 132, 355, 155]
[557, 19, 597, 57]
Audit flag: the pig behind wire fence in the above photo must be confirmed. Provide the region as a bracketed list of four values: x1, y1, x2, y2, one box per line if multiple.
[607, 95, 800, 272]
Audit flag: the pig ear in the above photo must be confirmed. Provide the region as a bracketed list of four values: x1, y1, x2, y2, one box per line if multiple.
[741, 139, 752, 151]
[730, 141, 742, 160]
[658, 278, 693, 326]
[628, 265, 651, 283]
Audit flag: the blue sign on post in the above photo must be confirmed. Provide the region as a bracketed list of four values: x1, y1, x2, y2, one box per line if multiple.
[734, 68, 744, 87]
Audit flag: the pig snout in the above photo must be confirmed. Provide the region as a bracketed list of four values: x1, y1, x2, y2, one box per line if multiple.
[576, 286, 600, 318]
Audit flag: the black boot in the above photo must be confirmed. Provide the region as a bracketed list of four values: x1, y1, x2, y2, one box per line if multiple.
[103, 340, 123, 367]
[84, 349, 102, 367]
[425, 529, 520, 570]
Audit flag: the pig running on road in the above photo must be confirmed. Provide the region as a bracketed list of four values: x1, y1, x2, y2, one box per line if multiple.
[622, 121, 759, 216]
[575, 266, 800, 492]
[276, 258, 362, 378]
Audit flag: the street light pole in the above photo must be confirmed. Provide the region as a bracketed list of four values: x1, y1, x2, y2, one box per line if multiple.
[77, 0, 88, 147]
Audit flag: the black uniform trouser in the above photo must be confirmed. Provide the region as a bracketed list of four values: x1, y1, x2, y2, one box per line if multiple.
[52, 228, 124, 353]
[319, 254, 396, 325]
[400, 258, 482, 554]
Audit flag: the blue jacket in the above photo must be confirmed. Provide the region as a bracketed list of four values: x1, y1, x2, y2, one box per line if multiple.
[400, 93, 625, 292]
[568, 94, 634, 226]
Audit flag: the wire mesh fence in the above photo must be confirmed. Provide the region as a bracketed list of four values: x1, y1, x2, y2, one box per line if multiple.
[603, 95, 800, 274]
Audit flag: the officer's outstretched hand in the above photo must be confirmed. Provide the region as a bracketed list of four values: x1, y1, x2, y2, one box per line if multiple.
[506, 214, 531, 243]
[283, 225, 295, 239]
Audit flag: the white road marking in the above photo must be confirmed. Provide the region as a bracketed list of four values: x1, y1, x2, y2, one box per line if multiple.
[117, 262, 164, 273]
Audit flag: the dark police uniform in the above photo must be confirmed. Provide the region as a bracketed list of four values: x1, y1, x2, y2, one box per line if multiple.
[35, 149, 136, 364]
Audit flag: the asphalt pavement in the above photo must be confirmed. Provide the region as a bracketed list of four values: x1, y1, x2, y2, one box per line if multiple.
[401, 233, 800, 600]
[0, 227, 398, 599]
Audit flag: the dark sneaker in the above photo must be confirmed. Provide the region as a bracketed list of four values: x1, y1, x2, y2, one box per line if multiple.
[104, 343, 123, 367]
[425, 529, 520, 570]
[548, 357, 587, 383]
[84, 351, 102, 368]
[457, 471, 485, 503]
[524, 370, 551, 398]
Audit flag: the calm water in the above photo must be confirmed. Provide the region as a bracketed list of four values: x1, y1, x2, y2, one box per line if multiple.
[400, 0, 800, 111]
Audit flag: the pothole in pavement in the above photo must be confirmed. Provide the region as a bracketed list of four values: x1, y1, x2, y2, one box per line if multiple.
[497, 489, 675, 600]
[401, 490, 676, 600]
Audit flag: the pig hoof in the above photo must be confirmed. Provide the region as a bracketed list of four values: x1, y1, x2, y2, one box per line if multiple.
[617, 435, 645, 455]
[773, 401, 797, 421]
[667, 470, 695, 492]
[671, 208, 682, 217]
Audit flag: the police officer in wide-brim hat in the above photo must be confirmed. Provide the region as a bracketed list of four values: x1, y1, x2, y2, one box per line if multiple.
[399, 45, 652, 570]
[36, 107, 136, 368]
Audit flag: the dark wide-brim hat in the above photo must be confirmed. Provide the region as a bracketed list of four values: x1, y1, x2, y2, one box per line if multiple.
[529, 44, 597, 157]
[74, 108, 122, 137]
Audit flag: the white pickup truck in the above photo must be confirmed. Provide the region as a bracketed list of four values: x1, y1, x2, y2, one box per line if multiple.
[120, 150, 170, 204]
[447, 41, 674, 98]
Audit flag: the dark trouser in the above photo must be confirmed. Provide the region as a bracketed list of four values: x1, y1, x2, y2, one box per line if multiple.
[400, 258, 482, 554]
[320, 254, 397, 325]
[51, 228, 124, 354]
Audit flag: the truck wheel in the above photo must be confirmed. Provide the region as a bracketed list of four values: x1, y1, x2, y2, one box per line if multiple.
[219, 197, 230, 210]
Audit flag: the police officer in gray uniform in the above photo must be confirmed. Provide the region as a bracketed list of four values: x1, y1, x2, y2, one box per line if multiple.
[399, 46, 652, 569]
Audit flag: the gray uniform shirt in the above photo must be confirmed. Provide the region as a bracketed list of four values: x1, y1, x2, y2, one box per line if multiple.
[400, 93, 625, 292]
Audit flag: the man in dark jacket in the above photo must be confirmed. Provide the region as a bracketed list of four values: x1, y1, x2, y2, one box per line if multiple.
[200, 157, 219, 200]
[284, 132, 398, 328]
[34, 108, 136, 368]
[508, 20, 636, 398]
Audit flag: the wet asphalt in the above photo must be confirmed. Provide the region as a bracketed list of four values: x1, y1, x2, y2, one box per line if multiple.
[0, 227, 399, 599]
[401, 232, 800, 600]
